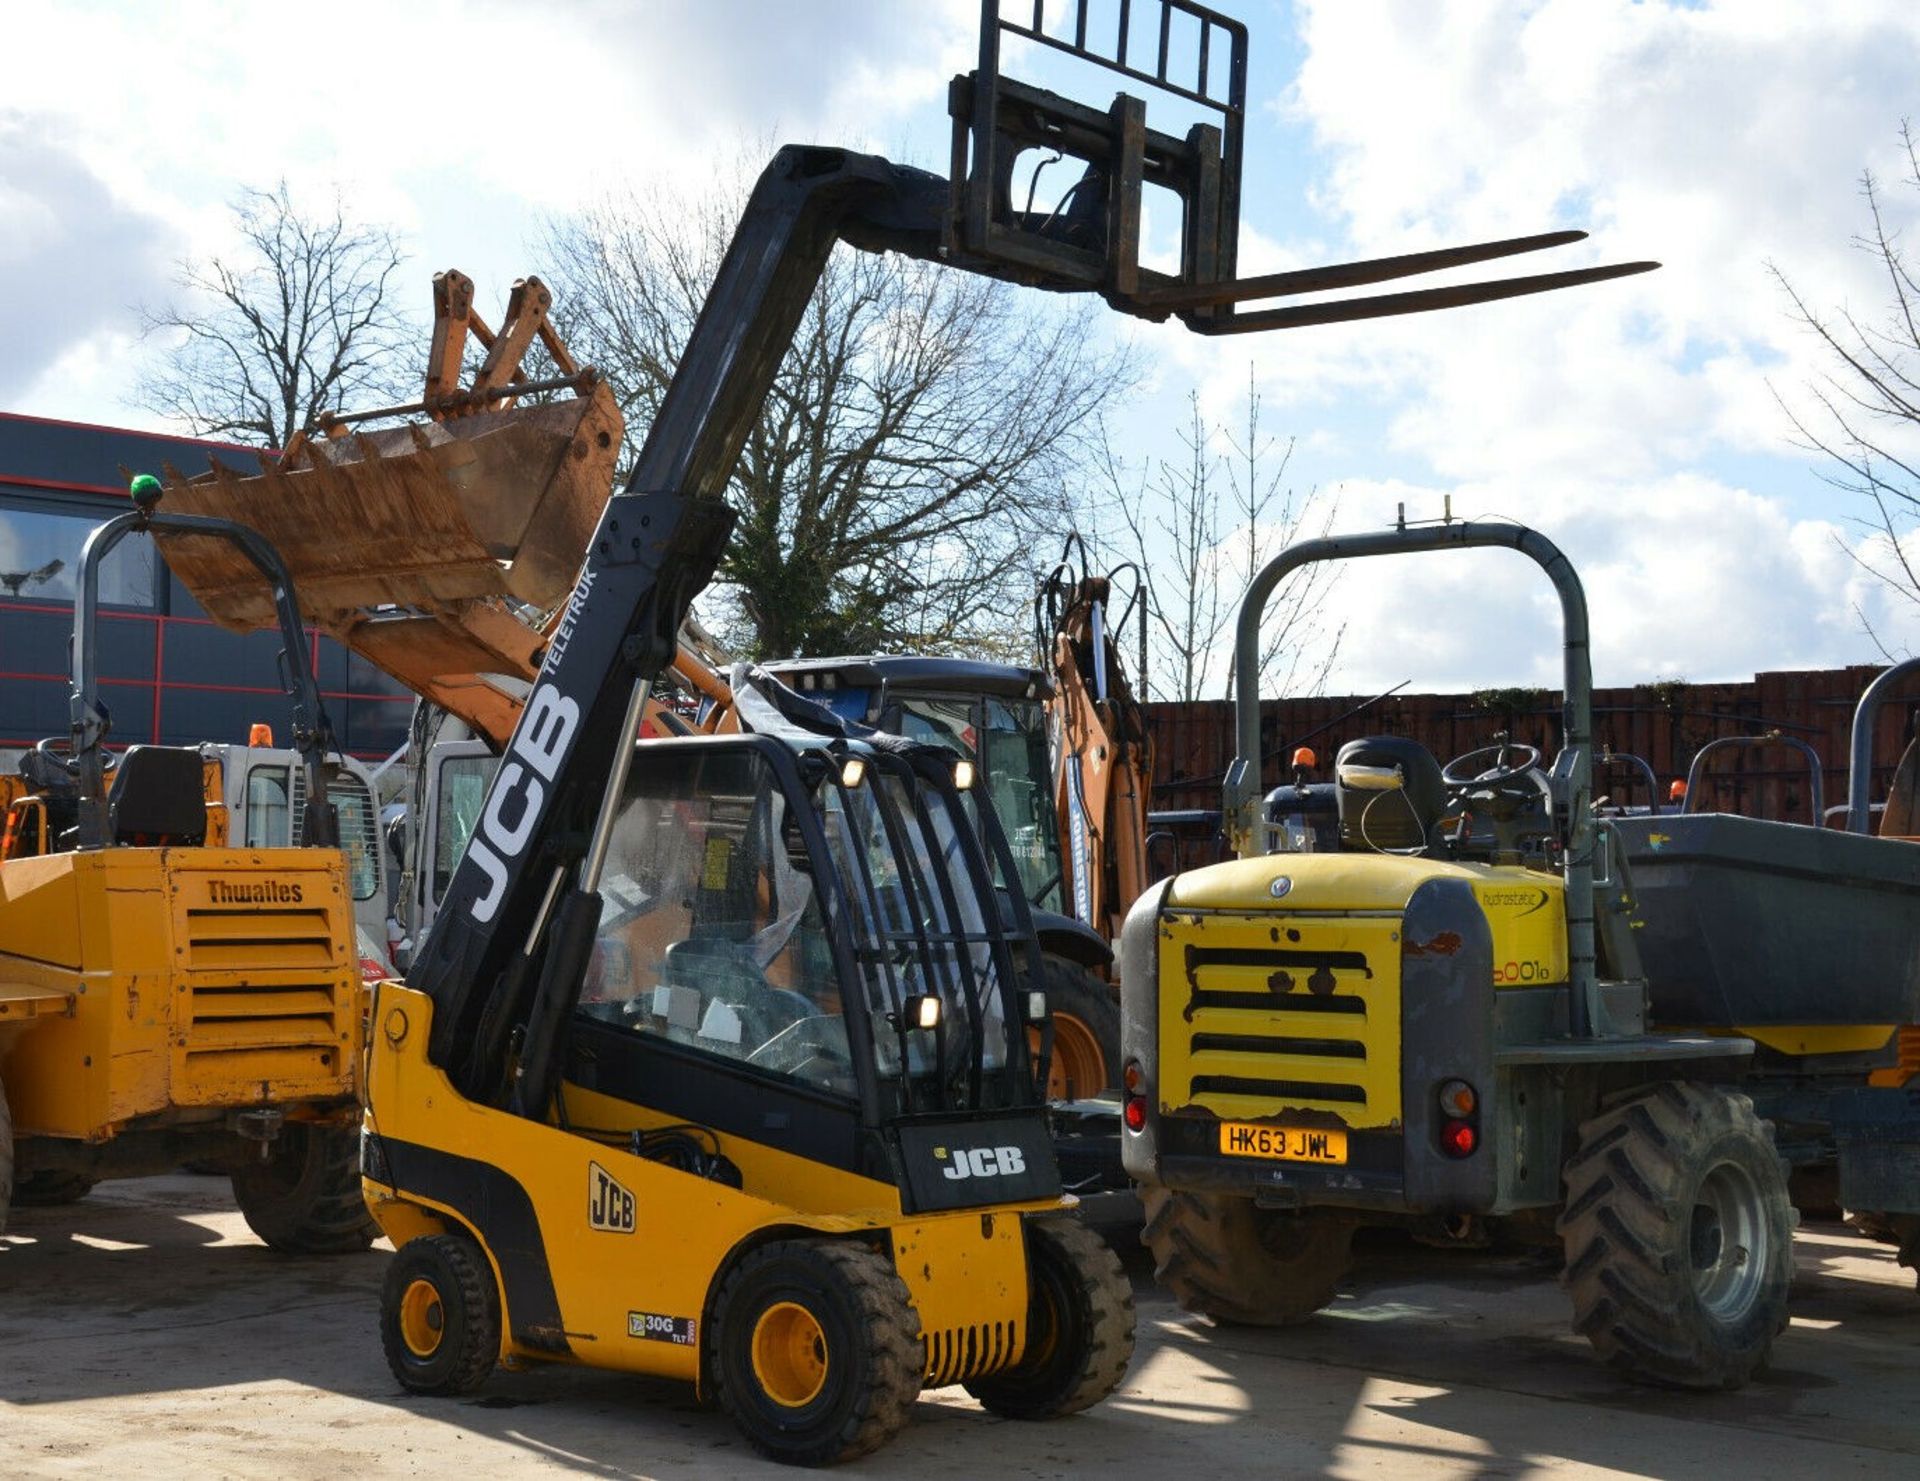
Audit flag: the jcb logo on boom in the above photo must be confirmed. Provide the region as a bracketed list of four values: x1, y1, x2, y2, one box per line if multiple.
[588, 1162, 635, 1233]
[938, 1145, 1027, 1181]
[466, 682, 581, 924]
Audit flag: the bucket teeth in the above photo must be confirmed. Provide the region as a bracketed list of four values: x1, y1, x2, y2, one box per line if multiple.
[148, 272, 622, 749]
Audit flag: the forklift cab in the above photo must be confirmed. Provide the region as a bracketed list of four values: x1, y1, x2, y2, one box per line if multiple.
[571, 725, 1043, 1137]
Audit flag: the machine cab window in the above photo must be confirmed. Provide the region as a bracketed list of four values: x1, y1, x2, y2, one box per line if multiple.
[580, 745, 852, 1098]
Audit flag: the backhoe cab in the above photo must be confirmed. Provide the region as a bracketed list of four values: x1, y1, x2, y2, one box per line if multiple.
[1123, 519, 1793, 1391]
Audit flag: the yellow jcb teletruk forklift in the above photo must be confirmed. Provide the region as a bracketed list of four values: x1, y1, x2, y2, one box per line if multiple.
[141, 0, 1649, 1461]
[0, 480, 374, 1251]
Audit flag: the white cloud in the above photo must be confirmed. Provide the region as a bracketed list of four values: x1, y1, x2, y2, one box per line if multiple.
[0, 114, 173, 404]
[1148, 1, 1920, 692]
[1304, 475, 1919, 696]
[1267, 0, 1920, 477]
[2, 0, 976, 424]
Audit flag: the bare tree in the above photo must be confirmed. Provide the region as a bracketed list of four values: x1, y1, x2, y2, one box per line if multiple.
[1772, 122, 1920, 650]
[541, 176, 1133, 659]
[1110, 372, 1342, 702]
[138, 182, 414, 448]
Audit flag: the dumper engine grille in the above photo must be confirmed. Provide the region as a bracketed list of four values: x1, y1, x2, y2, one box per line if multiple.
[173, 871, 358, 1105]
[1160, 914, 1403, 1126]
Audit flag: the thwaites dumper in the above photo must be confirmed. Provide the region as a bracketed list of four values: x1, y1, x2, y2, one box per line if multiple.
[1122, 519, 1797, 1390]
[166, 0, 1641, 1459]
[0, 486, 374, 1251]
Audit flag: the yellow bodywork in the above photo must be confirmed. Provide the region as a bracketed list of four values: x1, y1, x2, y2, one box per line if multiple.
[363, 986, 1047, 1391]
[1158, 853, 1568, 1132]
[0, 846, 360, 1139]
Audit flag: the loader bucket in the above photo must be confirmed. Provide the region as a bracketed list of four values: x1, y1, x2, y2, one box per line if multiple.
[153, 383, 621, 622]
[144, 271, 625, 747]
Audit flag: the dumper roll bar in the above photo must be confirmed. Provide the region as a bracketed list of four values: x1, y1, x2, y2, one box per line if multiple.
[1224, 519, 1609, 1038]
[67, 495, 337, 849]
[1683, 732, 1824, 826]
[1848, 654, 1920, 834]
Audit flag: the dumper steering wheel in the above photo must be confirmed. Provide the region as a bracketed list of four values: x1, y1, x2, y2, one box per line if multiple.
[1442, 741, 1542, 793]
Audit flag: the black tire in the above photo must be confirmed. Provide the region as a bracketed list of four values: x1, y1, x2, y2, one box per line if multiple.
[710, 1238, 924, 1465]
[380, 1233, 501, 1395]
[1141, 1185, 1352, 1326]
[0, 1078, 13, 1236]
[230, 1123, 378, 1255]
[1037, 953, 1121, 1098]
[964, 1215, 1134, 1419]
[1559, 1081, 1794, 1390]
[10, 1170, 97, 1207]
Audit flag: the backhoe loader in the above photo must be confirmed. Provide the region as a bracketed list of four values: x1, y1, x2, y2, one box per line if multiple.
[0, 481, 374, 1251]
[147, 1, 1652, 1458]
[1123, 517, 1796, 1390]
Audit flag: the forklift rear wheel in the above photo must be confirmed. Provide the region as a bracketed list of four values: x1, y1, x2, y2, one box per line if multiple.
[1030, 954, 1121, 1098]
[10, 1170, 97, 1207]
[1142, 1186, 1352, 1326]
[231, 1123, 378, 1255]
[1560, 1081, 1793, 1389]
[380, 1233, 501, 1395]
[710, 1238, 924, 1465]
[964, 1216, 1135, 1418]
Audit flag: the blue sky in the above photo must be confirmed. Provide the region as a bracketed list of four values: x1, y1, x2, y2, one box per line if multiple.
[7, 1, 1920, 692]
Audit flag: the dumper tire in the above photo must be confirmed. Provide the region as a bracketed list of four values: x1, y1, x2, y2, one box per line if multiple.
[10, 1171, 97, 1207]
[710, 1238, 924, 1465]
[1559, 1081, 1794, 1390]
[0, 1079, 12, 1235]
[381, 1233, 501, 1395]
[965, 1215, 1135, 1418]
[1142, 1185, 1352, 1326]
[231, 1123, 378, 1255]
[1035, 954, 1122, 1098]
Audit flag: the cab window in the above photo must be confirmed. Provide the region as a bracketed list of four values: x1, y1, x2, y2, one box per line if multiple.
[579, 747, 851, 1099]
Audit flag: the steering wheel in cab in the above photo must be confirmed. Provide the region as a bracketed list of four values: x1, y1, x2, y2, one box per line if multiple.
[1441, 739, 1542, 794]
[1441, 739, 1550, 861]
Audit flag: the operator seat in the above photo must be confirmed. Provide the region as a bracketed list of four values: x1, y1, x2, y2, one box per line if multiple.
[1334, 736, 1446, 854]
[107, 746, 208, 847]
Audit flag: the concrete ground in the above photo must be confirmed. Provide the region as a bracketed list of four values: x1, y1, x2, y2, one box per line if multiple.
[2, 1177, 1915, 1480]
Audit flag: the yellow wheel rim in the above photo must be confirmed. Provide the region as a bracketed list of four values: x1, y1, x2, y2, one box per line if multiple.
[398, 1278, 445, 1359]
[750, 1301, 828, 1408]
[1031, 1012, 1108, 1099]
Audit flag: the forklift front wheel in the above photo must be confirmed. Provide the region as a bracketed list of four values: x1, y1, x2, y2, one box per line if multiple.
[380, 1233, 501, 1396]
[964, 1216, 1135, 1419]
[711, 1238, 924, 1465]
